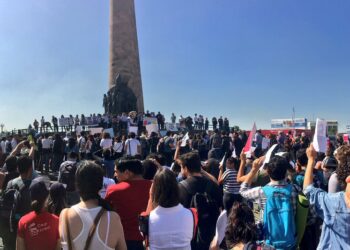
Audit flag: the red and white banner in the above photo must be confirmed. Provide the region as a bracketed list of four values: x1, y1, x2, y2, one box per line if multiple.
[243, 122, 256, 154]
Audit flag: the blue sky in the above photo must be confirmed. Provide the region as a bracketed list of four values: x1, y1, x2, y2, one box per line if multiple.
[0, 0, 349, 131]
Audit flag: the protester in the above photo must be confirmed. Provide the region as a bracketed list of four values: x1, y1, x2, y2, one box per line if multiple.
[303, 144, 350, 249]
[218, 157, 242, 211]
[124, 132, 141, 157]
[48, 182, 67, 216]
[225, 202, 258, 250]
[178, 152, 222, 250]
[16, 180, 60, 250]
[105, 157, 152, 250]
[145, 168, 195, 250]
[239, 156, 297, 249]
[59, 161, 126, 250]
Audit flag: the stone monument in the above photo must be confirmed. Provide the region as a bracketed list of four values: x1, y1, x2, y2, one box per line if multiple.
[106, 0, 144, 115]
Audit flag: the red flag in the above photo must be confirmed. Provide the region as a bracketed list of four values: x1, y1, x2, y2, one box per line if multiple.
[243, 122, 257, 153]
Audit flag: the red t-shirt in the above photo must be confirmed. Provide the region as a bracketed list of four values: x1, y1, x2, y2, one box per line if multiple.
[105, 179, 152, 241]
[17, 211, 59, 250]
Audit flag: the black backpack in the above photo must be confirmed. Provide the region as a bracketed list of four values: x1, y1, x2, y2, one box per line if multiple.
[181, 180, 220, 249]
[59, 162, 77, 192]
[0, 180, 32, 235]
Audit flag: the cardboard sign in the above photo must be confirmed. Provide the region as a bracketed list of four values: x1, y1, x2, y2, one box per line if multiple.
[129, 126, 138, 135]
[313, 118, 327, 153]
[89, 127, 103, 135]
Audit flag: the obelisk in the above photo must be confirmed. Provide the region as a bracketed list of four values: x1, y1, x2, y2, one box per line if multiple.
[109, 0, 144, 113]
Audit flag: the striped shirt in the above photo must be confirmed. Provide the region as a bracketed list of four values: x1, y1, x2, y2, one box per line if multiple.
[222, 169, 240, 194]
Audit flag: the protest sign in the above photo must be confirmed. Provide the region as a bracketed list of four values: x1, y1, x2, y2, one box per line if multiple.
[129, 126, 138, 135]
[103, 128, 114, 138]
[146, 124, 159, 135]
[59, 118, 70, 127]
[181, 133, 189, 147]
[89, 127, 103, 135]
[243, 122, 257, 156]
[165, 123, 178, 132]
[144, 117, 158, 126]
[344, 134, 349, 144]
[76, 126, 83, 135]
[313, 118, 327, 153]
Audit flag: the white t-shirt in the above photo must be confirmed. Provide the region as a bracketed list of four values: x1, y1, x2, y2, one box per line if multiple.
[113, 142, 124, 153]
[125, 139, 140, 156]
[100, 138, 113, 150]
[42, 138, 52, 149]
[149, 204, 193, 250]
[99, 177, 115, 199]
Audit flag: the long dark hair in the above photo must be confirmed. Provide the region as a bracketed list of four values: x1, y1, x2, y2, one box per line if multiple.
[152, 168, 179, 208]
[225, 202, 257, 249]
[76, 161, 111, 210]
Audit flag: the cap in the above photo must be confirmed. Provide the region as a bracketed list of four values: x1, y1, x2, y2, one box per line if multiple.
[30, 181, 49, 203]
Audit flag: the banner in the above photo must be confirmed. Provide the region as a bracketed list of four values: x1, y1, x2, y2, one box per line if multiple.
[165, 123, 178, 132]
[59, 118, 70, 127]
[313, 118, 327, 153]
[129, 126, 138, 135]
[103, 128, 114, 138]
[146, 124, 159, 135]
[243, 122, 257, 155]
[144, 117, 158, 126]
[89, 127, 103, 135]
[271, 118, 307, 129]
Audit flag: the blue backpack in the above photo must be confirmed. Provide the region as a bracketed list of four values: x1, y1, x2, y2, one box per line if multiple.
[262, 184, 296, 250]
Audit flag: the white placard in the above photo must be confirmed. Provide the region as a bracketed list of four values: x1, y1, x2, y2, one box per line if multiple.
[89, 127, 103, 135]
[129, 126, 138, 135]
[146, 124, 159, 135]
[103, 128, 115, 138]
[181, 133, 189, 147]
[313, 118, 327, 153]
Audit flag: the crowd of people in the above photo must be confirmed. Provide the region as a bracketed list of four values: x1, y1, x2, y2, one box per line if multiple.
[0, 123, 350, 250]
[26, 111, 232, 135]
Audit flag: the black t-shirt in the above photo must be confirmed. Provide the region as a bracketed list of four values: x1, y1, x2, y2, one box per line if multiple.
[179, 176, 222, 209]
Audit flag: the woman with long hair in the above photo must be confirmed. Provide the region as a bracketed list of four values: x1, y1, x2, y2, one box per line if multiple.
[59, 161, 126, 250]
[16, 180, 60, 250]
[225, 202, 257, 250]
[147, 168, 195, 250]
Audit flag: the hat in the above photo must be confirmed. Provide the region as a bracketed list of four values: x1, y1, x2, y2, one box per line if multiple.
[30, 181, 49, 203]
[49, 183, 66, 201]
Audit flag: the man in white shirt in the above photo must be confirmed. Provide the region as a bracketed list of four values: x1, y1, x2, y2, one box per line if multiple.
[77, 132, 86, 159]
[41, 134, 52, 172]
[124, 132, 141, 156]
[0, 137, 6, 153]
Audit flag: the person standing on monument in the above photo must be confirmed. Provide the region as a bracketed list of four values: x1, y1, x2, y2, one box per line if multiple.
[171, 113, 176, 124]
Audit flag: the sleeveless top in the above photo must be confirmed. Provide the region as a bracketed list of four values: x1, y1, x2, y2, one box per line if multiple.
[61, 205, 113, 250]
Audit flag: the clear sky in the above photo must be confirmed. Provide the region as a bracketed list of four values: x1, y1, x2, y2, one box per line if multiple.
[0, 0, 349, 131]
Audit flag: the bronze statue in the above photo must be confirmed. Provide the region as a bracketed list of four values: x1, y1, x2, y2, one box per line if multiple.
[103, 74, 137, 115]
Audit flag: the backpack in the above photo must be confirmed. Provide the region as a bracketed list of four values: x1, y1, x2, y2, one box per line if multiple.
[59, 162, 77, 192]
[262, 184, 296, 250]
[181, 180, 220, 249]
[0, 180, 32, 235]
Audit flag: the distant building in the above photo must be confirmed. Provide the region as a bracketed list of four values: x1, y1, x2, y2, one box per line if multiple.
[308, 120, 338, 137]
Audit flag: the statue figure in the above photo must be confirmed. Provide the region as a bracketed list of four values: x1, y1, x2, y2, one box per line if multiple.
[103, 73, 137, 115]
[103, 94, 108, 114]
